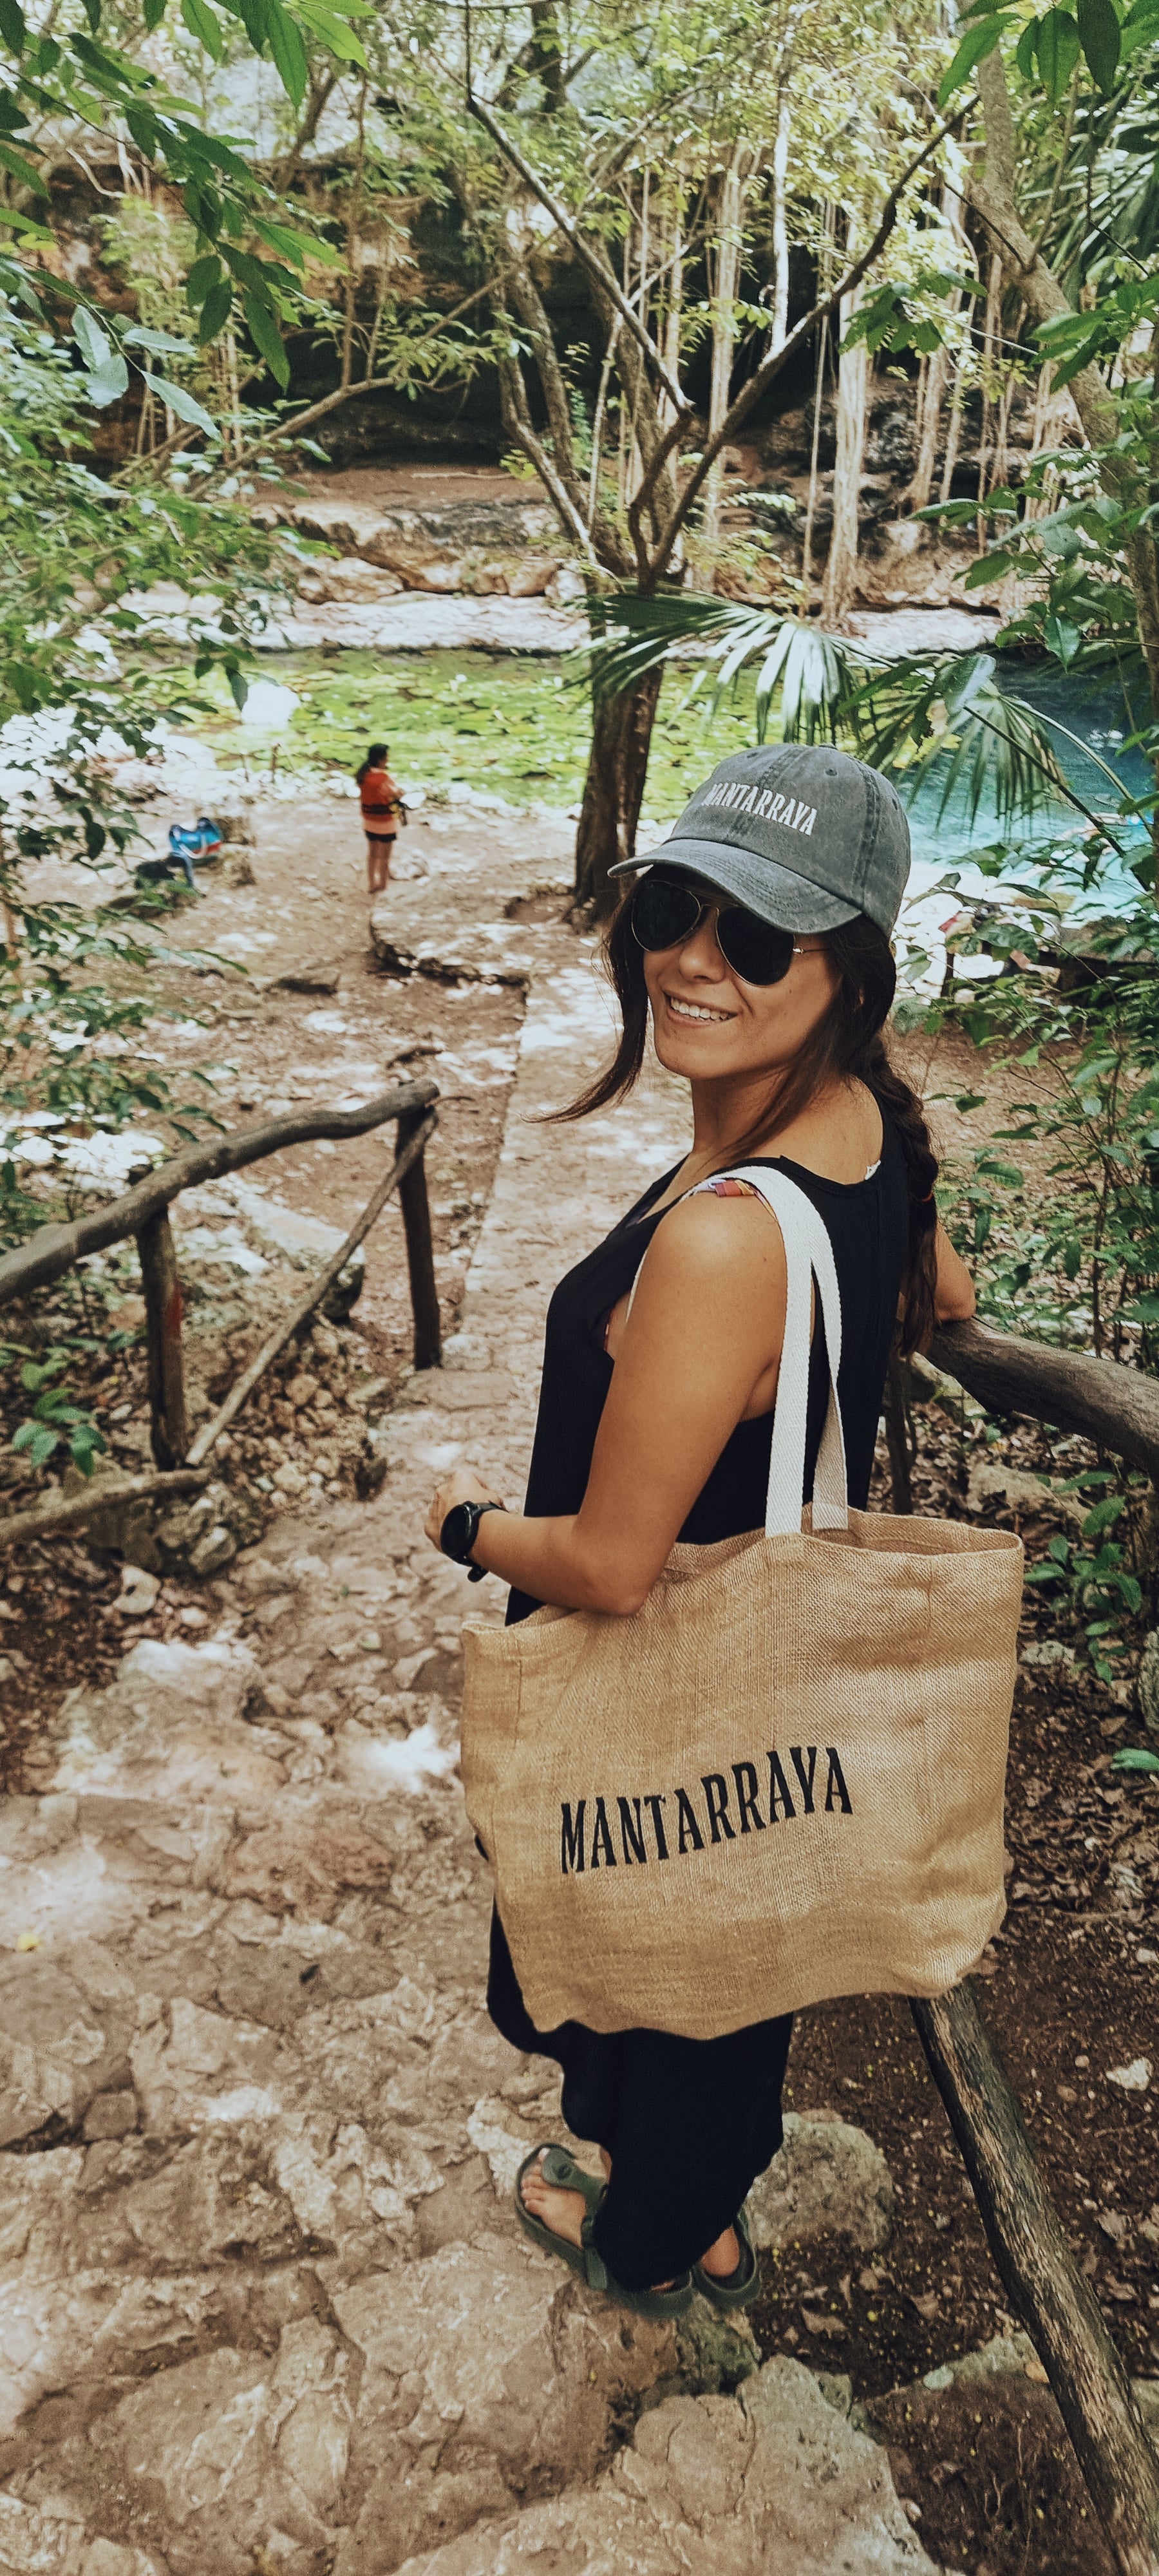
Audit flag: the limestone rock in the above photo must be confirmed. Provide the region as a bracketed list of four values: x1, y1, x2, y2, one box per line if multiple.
[297, 554, 406, 603]
[965, 1459, 1086, 1530]
[0, 1942, 137, 2145]
[393, 2360, 939, 2575]
[85, 1475, 261, 1579]
[748, 2112, 894, 2254]
[1138, 1628, 1159, 1736]
[48, 1636, 287, 1803]
[330, 2235, 706, 2575]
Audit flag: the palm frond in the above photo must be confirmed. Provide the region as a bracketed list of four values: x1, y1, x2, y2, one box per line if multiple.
[843, 650, 1090, 836]
[585, 598, 1128, 852]
[584, 594, 869, 744]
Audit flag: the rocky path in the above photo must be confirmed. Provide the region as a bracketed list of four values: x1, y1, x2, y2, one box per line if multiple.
[0, 870, 945, 2574]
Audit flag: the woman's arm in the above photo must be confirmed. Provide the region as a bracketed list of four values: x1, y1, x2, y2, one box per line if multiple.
[933, 1221, 976, 1323]
[425, 1195, 788, 1616]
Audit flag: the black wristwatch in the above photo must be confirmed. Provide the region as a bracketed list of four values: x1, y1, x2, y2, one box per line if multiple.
[439, 1499, 506, 1581]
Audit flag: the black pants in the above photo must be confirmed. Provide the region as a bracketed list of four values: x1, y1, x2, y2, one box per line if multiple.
[488, 1907, 792, 2291]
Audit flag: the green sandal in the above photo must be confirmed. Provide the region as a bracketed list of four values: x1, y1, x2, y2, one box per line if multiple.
[514, 2145, 693, 2320]
[692, 2203, 762, 2310]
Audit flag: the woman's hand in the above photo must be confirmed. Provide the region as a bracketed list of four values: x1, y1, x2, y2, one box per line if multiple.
[424, 1464, 507, 1553]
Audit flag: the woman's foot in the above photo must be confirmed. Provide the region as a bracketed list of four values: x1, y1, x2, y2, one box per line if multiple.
[519, 2148, 593, 2253]
[698, 2224, 741, 2278]
[519, 2146, 677, 2295]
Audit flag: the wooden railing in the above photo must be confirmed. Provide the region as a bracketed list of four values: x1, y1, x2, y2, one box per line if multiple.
[0, 1077, 440, 1543]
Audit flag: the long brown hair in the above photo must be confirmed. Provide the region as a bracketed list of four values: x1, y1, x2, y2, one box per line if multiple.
[554, 894, 939, 1353]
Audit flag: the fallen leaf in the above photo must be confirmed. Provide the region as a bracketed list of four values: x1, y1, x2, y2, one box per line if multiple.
[1097, 2211, 1127, 2244]
[859, 2267, 880, 2293]
[800, 2309, 847, 2338]
[1107, 2058, 1151, 2092]
[1024, 2358, 1050, 2385]
[1055, 2084, 1077, 2105]
[910, 2291, 940, 2323]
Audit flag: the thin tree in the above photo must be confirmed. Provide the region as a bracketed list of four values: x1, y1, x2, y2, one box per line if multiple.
[467, 87, 961, 910]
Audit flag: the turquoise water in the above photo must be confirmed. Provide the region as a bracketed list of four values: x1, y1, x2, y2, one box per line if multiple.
[903, 664, 1153, 913]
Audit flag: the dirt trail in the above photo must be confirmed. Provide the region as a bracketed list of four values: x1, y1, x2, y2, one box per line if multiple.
[0, 833, 948, 2576]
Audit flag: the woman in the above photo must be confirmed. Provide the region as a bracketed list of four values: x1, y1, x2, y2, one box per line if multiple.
[357, 742, 406, 895]
[425, 743, 975, 2318]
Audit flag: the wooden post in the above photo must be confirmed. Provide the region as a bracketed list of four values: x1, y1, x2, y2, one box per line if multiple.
[137, 1208, 189, 1469]
[396, 1107, 442, 1370]
[188, 1108, 438, 1466]
[912, 1984, 1159, 2576]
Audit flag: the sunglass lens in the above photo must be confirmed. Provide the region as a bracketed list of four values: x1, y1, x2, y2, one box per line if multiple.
[630, 875, 702, 951]
[715, 910, 797, 985]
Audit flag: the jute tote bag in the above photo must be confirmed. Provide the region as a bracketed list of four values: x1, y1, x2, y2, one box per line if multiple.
[460, 1167, 1022, 2041]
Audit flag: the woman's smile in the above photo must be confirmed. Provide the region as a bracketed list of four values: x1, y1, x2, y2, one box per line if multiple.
[662, 989, 738, 1027]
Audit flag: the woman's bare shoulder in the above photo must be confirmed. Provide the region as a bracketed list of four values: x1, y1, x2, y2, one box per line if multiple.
[639, 1186, 786, 1297]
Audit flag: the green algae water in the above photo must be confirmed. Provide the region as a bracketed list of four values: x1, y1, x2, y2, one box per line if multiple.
[178, 648, 761, 820]
[179, 647, 1150, 902]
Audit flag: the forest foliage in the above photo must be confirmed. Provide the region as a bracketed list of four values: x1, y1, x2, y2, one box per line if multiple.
[1, 0, 1159, 1424]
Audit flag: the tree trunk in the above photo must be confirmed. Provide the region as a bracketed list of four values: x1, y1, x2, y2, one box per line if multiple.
[907, 344, 947, 513]
[574, 673, 663, 917]
[973, 43, 1159, 741]
[703, 149, 748, 548]
[769, 93, 791, 354]
[822, 222, 868, 625]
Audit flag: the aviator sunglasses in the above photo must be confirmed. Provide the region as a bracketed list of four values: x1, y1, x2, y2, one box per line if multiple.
[630, 870, 813, 987]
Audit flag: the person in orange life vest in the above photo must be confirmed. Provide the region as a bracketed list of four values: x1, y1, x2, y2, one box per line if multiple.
[357, 743, 408, 895]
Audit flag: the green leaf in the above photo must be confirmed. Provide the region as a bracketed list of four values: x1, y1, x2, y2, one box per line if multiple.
[1044, 610, 1082, 665]
[12, 1421, 60, 1466]
[965, 549, 1017, 589]
[197, 276, 234, 340]
[124, 324, 194, 355]
[243, 285, 289, 387]
[1076, 0, 1120, 85]
[1113, 1747, 1159, 1774]
[1081, 1495, 1126, 1537]
[1062, 1235, 1082, 1278]
[180, 0, 223, 52]
[154, 375, 220, 438]
[0, 0, 26, 53]
[8, 661, 39, 710]
[938, 9, 1012, 102]
[84, 355, 131, 408]
[73, 306, 113, 371]
[142, 0, 167, 25]
[1035, 6, 1081, 94]
[1015, 14, 1038, 70]
[0, 136, 46, 192]
[294, 0, 366, 57]
[261, 0, 307, 102]
[187, 254, 222, 308]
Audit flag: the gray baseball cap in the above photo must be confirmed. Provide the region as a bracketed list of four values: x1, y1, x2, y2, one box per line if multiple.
[609, 744, 911, 936]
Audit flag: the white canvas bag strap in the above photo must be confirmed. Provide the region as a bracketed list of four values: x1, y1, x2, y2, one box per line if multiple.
[711, 1166, 848, 1535]
[626, 1164, 849, 1536]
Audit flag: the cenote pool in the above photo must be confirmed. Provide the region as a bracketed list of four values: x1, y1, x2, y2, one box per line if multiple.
[182, 645, 1152, 914]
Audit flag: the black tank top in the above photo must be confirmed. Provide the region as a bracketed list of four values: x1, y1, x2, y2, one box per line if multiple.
[506, 1115, 910, 1627]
